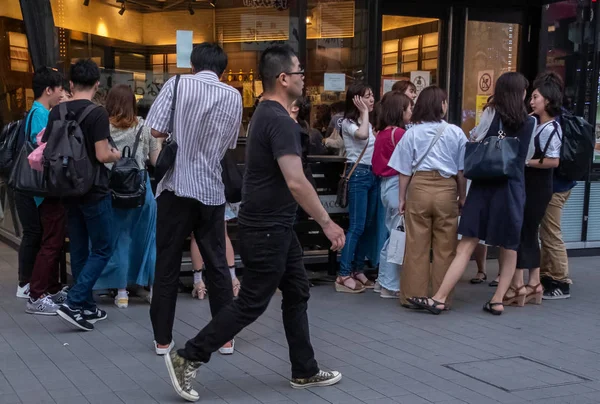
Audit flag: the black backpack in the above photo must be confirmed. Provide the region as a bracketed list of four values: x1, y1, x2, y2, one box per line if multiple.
[221, 149, 243, 203]
[109, 125, 147, 209]
[0, 115, 27, 177]
[557, 111, 595, 181]
[43, 103, 98, 197]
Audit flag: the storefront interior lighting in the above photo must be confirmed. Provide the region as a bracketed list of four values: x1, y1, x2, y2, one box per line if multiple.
[210, 1, 216, 7]
[188, 1, 195, 15]
[118, 2, 126, 15]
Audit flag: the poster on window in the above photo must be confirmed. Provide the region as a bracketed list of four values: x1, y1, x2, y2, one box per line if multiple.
[410, 71, 430, 96]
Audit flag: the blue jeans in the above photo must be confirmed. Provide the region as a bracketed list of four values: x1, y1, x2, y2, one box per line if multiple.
[378, 176, 401, 292]
[66, 194, 114, 310]
[339, 165, 379, 276]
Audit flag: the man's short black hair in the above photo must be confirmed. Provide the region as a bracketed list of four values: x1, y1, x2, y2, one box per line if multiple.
[70, 59, 101, 89]
[32, 67, 64, 99]
[190, 43, 228, 76]
[259, 45, 297, 93]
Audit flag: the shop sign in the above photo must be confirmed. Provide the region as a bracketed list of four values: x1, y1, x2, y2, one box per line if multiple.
[382, 78, 397, 94]
[319, 194, 348, 214]
[475, 95, 489, 126]
[477, 70, 494, 96]
[409, 71, 430, 96]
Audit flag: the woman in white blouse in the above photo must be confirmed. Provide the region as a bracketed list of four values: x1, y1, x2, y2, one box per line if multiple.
[335, 83, 377, 293]
[388, 86, 467, 308]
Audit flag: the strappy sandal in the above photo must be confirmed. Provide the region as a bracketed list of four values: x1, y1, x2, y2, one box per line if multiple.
[192, 280, 207, 300]
[470, 271, 487, 284]
[525, 284, 543, 305]
[335, 276, 365, 294]
[483, 301, 503, 315]
[352, 272, 375, 289]
[407, 297, 446, 315]
[503, 286, 526, 307]
[489, 279, 499, 287]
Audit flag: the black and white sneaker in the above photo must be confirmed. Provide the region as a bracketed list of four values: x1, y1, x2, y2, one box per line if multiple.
[290, 369, 342, 389]
[83, 308, 107, 324]
[57, 305, 94, 331]
[543, 283, 571, 300]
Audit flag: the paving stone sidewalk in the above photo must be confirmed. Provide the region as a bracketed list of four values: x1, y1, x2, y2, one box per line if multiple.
[0, 241, 599, 404]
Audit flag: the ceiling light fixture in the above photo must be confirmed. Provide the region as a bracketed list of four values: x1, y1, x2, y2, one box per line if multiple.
[83, 0, 90, 6]
[210, 1, 216, 7]
[188, 1, 195, 15]
[118, 2, 126, 15]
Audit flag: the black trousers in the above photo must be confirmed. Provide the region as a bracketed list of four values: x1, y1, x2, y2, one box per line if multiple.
[180, 224, 319, 380]
[150, 191, 233, 345]
[517, 167, 554, 269]
[14, 192, 42, 285]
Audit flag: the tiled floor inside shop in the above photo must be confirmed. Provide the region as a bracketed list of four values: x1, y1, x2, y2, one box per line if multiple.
[1, 241, 600, 404]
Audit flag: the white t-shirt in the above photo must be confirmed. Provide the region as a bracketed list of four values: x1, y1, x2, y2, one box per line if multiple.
[388, 121, 467, 178]
[535, 120, 562, 158]
[341, 119, 376, 165]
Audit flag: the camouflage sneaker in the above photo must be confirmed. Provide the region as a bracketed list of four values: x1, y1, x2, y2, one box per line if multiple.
[165, 350, 201, 402]
[290, 369, 342, 389]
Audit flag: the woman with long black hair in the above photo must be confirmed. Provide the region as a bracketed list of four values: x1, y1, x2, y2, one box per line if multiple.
[407, 72, 537, 315]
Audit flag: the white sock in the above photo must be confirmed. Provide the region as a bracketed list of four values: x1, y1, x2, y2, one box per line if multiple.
[229, 266, 236, 280]
[194, 270, 203, 284]
[117, 290, 128, 299]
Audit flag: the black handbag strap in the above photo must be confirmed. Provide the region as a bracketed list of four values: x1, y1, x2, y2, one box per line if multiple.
[167, 75, 181, 137]
[539, 121, 559, 164]
[131, 125, 144, 157]
[343, 138, 369, 180]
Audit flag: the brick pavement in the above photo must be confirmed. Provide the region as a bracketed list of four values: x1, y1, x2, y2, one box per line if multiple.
[0, 241, 599, 404]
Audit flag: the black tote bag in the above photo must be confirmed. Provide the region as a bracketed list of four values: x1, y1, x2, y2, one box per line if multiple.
[154, 74, 180, 183]
[8, 141, 48, 197]
[464, 120, 520, 180]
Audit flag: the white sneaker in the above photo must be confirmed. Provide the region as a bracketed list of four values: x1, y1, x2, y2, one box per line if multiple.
[218, 340, 235, 355]
[155, 340, 175, 356]
[26, 296, 60, 315]
[16, 283, 30, 299]
[114, 293, 129, 309]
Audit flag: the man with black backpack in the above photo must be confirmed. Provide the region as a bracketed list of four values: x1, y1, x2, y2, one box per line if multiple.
[43, 59, 121, 331]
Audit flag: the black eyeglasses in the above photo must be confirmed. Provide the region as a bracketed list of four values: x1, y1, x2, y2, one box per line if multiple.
[277, 70, 305, 78]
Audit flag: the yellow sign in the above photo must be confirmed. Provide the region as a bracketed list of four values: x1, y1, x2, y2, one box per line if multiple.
[475, 95, 489, 126]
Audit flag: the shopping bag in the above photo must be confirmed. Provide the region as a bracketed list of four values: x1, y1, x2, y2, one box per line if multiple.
[387, 215, 406, 265]
[28, 128, 46, 172]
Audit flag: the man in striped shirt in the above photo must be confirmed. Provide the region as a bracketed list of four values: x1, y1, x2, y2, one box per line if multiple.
[146, 43, 242, 357]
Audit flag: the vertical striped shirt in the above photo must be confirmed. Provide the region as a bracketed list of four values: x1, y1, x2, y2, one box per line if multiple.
[145, 71, 242, 205]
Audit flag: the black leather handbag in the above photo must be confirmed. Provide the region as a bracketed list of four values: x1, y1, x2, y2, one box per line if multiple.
[154, 74, 180, 183]
[464, 120, 520, 180]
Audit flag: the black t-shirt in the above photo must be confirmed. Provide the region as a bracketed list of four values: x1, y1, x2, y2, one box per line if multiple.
[44, 99, 111, 204]
[238, 100, 303, 228]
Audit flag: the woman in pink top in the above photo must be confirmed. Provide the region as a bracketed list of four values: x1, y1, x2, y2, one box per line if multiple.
[372, 91, 413, 298]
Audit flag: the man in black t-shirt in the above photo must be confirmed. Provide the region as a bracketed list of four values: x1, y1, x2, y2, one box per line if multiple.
[164, 45, 346, 402]
[48, 59, 121, 331]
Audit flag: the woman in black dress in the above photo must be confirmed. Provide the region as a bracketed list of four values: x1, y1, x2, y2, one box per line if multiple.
[511, 73, 563, 305]
[407, 72, 536, 315]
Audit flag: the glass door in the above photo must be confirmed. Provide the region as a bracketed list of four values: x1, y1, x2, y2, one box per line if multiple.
[460, 9, 526, 135]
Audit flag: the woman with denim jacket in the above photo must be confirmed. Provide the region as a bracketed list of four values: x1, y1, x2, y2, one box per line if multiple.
[335, 83, 376, 293]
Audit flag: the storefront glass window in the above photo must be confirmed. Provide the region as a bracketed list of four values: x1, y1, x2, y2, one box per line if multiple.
[0, 0, 34, 243]
[305, 0, 368, 125]
[380, 15, 440, 96]
[50, 0, 298, 132]
[460, 19, 520, 135]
